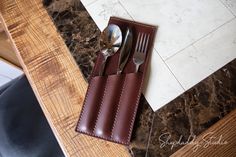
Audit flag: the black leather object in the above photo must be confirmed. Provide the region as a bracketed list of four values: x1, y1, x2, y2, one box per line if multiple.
[0, 75, 64, 157]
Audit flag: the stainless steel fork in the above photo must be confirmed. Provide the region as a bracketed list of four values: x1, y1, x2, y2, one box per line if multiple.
[133, 33, 150, 72]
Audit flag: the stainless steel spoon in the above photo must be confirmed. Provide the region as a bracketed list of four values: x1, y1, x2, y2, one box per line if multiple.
[99, 24, 122, 76]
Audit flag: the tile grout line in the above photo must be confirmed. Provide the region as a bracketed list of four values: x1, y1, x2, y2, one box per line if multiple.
[219, 0, 236, 17]
[118, 0, 135, 21]
[145, 113, 156, 157]
[116, 0, 235, 92]
[164, 61, 186, 91]
[163, 17, 236, 90]
[118, 0, 186, 92]
[154, 48, 186, 91]
[164, 17, 236, 61]
[119, 0, 186, 92]
[82, 2, 167, 154]
[114, 3, 174, 153]
[82, 0, 234, 93]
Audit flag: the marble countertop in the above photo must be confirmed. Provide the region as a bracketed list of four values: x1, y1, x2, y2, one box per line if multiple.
[44, 0, 236, 156]
[80, 0, 236, 111]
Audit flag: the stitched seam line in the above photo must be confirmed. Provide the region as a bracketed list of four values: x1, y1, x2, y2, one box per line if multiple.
[76, 78, 95, 130]
[78, 74, 143, 145]
[110, 75, 127, 139]
[78, 130, 128, 145]
[90, 55, 101, 79]
[126, 74, 143, 142]
[93, 77, 109, 133]
[78, 17, 156, 144]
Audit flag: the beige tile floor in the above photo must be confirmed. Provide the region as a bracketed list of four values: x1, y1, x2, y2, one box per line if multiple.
[81, 0, 236, 111]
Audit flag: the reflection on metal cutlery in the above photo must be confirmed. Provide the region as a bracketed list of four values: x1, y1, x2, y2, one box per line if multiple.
[133, 32, 150, 73]
[99, 24, 122, 76]
[117, 27, 133, 74]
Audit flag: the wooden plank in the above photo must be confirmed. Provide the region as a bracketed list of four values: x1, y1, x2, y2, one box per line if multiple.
[0, 31, 21, 67]
[0, 19, 20, 67]
[0, 0, 130, 157]
[171, 109, 236, 157]
[0, 21, 4, 32]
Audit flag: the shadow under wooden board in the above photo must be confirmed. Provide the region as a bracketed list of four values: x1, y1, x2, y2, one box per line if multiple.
[1, 0, 236, 157]
[171, 108, 236, 157]
[43, 1, 236, 157]
[0, 0, 130, 157]
[0, 22, 20, 67]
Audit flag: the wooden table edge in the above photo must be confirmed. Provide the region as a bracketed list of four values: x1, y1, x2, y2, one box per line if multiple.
[0, 0, 130, 156]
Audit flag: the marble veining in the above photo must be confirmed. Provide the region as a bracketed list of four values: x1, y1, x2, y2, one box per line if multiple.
[146, 60, 236, 156]
[98, 0, 122, 21]
[110, 0, 234, 60]
[166, 18, 236, 90]
[44, 0, 100, 80]
[85, 0, 132, 30]
[221, 0, 236, 16]
[81, 0, 236, 111]
[44, 1, 236, 156]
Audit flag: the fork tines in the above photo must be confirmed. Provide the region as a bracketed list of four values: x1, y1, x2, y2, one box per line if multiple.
[133, 32, 150, 72]
[135, 33, 150, 54]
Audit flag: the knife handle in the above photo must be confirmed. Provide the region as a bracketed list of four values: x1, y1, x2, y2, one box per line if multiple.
[117, 27, 133, 74]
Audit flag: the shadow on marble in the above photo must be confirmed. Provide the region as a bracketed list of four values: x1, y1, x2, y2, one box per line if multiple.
[129, 95, 154, 157]
[44, 0, 154, 155]
[44, 1, 236, 156]
[147, 59, 236, 157]
[44, 0, 100, 80]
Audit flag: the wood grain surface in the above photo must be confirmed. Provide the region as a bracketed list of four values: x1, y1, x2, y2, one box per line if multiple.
[0, 0, 130, 156]
[171, 108, 236, 157]
[0, 31, 21, 67]
[0, 21, 4, 32]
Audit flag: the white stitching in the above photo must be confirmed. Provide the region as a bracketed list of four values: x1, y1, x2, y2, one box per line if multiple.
[126, 73, 143, 142]
[78, 130, 129, 145]
[93, 77, 109, 133]
[125, 27, 156, 143]
[110, 74, 127, 139]
[108, 18, 156, 143]
[77, 17, 156, 144]
[91, 55, 102, 78]
[77, 76, 107, 132]
[76, 77, 96, 130]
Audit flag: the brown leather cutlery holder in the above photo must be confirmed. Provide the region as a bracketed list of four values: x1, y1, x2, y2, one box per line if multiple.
[76, 17, 156, 145]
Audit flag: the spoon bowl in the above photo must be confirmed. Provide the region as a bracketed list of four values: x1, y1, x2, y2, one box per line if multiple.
[99, 24, 122, 75]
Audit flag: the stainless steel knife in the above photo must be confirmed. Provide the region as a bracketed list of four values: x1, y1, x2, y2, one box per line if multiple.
[117, 27, 133, 74]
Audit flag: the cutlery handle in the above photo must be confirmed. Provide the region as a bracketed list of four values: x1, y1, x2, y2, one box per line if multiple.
[117, 27, 133, 74]
[99, 55, 108, 76]
[135, 64, 140, 73]
[117, 69, 122, 75]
